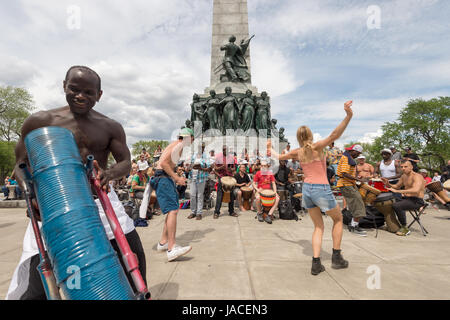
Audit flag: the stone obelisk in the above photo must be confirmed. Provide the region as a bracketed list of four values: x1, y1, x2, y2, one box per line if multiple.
[205, 0, 258, 95]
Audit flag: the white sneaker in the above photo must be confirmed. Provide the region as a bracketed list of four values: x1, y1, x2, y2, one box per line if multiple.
[157, 242, 168, 252]
[167, 244, 192, 262]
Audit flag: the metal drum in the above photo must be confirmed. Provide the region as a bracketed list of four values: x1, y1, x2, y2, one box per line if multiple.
[24, 126, 135, 300]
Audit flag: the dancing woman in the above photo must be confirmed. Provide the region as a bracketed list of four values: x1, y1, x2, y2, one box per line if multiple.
[271, 101, 354, 275]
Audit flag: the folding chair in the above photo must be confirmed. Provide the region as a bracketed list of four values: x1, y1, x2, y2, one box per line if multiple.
[407, 203, 429, 236]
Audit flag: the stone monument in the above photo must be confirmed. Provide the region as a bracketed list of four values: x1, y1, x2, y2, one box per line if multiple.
[183, 0, 288, 148]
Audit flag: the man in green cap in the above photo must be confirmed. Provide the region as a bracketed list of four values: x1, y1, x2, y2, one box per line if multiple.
[151, 127, 194, 261]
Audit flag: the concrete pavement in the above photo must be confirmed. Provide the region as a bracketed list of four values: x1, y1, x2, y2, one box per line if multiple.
[1, 205, 450, 300]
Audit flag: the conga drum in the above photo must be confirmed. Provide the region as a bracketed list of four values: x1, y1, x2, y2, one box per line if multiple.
[369, 178, 389, 192]
[373, 193, 401, 233]
[260, 189, 276, 218]
[241, 186, 253, 210]
[444, 180, 450, 192]
[426, 181, 450, 203]
[221, 176, 236, 203]
[358, 183, 381, 205]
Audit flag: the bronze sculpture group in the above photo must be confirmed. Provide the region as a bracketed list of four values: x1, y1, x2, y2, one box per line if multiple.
[184, 34, 288, 142]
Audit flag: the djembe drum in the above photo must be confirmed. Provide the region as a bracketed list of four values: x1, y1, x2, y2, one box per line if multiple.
[426, 181, 450, 203]
[241, 186, 253, 210]
[358, 183, 382, 205]
[373, 192, 401, 233]
[260, 189, 276, 219]
[221, 176, 236, 203]
[369, 178, 389, 192]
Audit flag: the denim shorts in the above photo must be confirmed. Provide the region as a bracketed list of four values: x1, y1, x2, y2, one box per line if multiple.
[302, 183, 337, 212]
[151, 176, 179, 214]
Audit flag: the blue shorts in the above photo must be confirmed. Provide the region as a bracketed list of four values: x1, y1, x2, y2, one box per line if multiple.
[301, 183, 337, 212]
[151, 176, 179, 214]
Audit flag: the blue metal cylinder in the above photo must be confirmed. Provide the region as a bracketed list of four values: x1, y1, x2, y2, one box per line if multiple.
[24, 126, 135, 300]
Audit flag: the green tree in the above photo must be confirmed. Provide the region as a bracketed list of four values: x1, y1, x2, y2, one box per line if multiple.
[0, 86, 34, 142]
[0, 141, 17, 181]
[131, 140, 169, 160]
[367, 97, 450, 172]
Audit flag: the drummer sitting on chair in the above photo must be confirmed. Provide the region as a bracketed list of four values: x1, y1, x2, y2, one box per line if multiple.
[234, 163, 252, 211]
[382, 160, 426, 236]
[253, 160, 280, 224]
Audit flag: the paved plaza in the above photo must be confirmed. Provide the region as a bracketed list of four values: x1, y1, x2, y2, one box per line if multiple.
[1, 203, 450, 300]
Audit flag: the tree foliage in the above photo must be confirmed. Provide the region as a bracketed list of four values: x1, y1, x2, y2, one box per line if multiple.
[131, 140, 169, 160]
[350, 97, 449, 172]
[0, 86, 34, 142]
[0, 141, 16, 181]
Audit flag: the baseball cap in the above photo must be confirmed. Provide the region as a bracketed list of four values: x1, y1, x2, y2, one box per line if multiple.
[381, 148, 392, 155]
[389, 146, 395, 150]
[357, 155, 366, 159]
[419, 169, 428, 173]
[179, 127, 194, 137]
[138, 162, 149, 171]
[345, 144, 363, 153]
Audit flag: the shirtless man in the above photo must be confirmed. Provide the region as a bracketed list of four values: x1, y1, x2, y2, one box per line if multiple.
[8, 66, 146, 299]
[382, 159, 426, 236]
[151, 127, 193, 261]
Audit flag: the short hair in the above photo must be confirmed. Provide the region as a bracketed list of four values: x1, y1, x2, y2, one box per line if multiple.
[401, 159, 412, 165]
[65, 66, 101, 91]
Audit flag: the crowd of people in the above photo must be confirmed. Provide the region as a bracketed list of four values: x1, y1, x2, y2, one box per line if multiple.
[114, 133, 450, 238]
[6, 66, 450, 301]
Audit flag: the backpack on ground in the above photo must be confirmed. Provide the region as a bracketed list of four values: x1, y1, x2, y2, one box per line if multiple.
[358, 206, 385, 229]
[279, 200, 299, 221]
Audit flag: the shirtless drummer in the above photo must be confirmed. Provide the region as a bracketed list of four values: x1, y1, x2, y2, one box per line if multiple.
[7, 66, 146, 299]
[382, 159, 426, 236]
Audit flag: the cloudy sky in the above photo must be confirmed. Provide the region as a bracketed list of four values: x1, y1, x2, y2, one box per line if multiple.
[1, 0, 449, 149]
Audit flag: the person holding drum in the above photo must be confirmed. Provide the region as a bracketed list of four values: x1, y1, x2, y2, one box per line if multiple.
[213, 145, 238, 219]
[382, 159, 426, 236]
[187, 143, 211, 221]
[253, 160, 279, 224]
[271, 101, 353, 275]
[9, 66, 147, 299]
[234, 163, 252, 211]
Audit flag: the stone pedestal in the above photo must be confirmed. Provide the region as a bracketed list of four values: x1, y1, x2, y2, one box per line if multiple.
[202, 81, 259, 97]
[210, 0, 251, 88]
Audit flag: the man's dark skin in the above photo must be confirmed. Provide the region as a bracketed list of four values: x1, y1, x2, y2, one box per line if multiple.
[376, 152, 402, 180]
[15, 68, 130, 190]
[340, 150, 363, 182]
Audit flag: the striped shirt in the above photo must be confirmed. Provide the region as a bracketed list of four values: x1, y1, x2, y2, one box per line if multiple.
[337, 154, 356, 187]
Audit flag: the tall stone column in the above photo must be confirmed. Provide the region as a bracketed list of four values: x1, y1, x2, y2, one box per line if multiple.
[209, 0, 252, 89]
